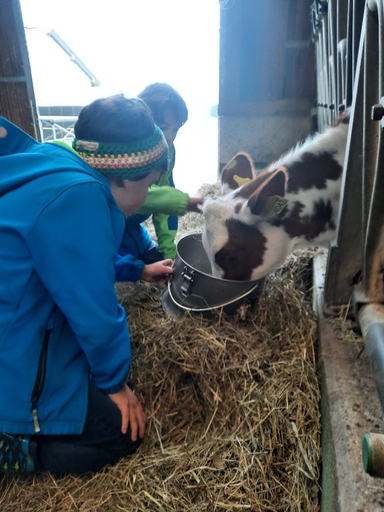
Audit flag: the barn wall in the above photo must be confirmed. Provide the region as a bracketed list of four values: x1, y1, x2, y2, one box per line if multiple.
[0, 0, 38, 138]
[219, 0, 315, 168]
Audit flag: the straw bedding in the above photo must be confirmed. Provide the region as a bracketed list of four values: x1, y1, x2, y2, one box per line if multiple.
[0, 193, 321, 511]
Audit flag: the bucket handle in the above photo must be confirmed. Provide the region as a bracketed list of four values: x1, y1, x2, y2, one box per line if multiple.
[181, 266, 195, 297]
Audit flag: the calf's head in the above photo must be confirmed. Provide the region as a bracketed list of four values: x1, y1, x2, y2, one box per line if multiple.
[202, 153, 290, 281]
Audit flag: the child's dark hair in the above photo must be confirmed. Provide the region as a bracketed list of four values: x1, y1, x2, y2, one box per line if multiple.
[138, 83, 188, 128]
[74, 94, 167, 180]
[74, 94, 154, 143]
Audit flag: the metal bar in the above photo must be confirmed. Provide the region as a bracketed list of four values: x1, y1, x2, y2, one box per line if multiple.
[363, 135, 384, 302]
[50, 123, 74, 137]
[315, 40, 325, 130]
[344, 0, 354, 108]
[362, 2, 380, 270]
[328, 54, 337, 118]
[47, 30, 101, 87]
[317, 8, 331, 129]
[38, 117, 77, 142]
[343, 0, 365, 108]
[0, 77, 27, 83]
[325, 1, 384, 306]
[39, 116, 78, 122]
[322, 11, 330, 99]
[334, 0, 348, 111]
[324, 11, 366, 306]
[358, 304, 384, 414]
[328, 0, 338, 119]
[337, 0, 349, 48]
[337, 38, 347, 106]
[363, 0, 384, 302]
[337, 0, 349, 108]
[353, 0, 366, 82]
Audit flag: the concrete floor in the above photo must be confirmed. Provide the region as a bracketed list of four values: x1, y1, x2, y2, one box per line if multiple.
[313, 254, 384, 512]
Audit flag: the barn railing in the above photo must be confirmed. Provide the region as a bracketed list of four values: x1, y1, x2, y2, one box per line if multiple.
[38, 116, 77, 142]
[312, 0, 384, 477]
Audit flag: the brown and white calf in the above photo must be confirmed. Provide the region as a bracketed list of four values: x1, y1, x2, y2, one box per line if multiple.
[202, 116, 349, 281]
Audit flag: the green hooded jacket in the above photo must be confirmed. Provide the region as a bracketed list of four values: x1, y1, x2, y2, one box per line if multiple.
[136, 145, 188, 259]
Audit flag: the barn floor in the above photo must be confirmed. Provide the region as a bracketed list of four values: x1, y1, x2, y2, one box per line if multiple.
[2, 209, 384, 510]
[313, 254, 384, 512]
[0, 230, 322, 511]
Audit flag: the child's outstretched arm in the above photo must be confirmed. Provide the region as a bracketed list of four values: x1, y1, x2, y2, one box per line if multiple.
[136, 185, 189, 216]
[137, 185, 203, 216]
[187, 196, 204, 213]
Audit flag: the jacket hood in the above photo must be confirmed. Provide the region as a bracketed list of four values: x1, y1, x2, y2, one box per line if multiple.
[0, 117, 106, 196]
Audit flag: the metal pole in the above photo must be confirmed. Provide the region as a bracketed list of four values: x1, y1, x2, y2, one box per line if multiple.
[362, 0, 384, 302]
[358, 304, 384, 412]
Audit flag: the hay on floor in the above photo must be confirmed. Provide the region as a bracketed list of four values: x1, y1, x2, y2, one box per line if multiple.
[0, 250, 321, 511]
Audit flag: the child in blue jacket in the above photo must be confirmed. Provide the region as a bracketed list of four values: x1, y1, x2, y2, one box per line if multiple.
[0, 94, 173, 474]
[119, 83, 204, 263]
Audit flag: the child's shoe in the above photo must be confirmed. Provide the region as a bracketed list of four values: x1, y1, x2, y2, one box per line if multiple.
[0, 433, 34, 472]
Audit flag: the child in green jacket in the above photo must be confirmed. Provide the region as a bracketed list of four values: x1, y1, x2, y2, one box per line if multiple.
[119, 83, 203, 261]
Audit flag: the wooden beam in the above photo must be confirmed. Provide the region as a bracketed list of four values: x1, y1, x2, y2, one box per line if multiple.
[0, 0, 39, 138]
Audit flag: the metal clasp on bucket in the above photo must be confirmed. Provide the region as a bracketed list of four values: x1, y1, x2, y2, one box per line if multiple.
[181, 266, 195, 297]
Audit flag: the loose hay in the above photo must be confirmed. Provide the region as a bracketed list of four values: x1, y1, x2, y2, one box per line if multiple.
[0, 185, 321, 511]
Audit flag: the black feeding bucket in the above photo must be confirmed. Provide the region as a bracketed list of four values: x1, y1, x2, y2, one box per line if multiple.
[162, 233, 264, 318]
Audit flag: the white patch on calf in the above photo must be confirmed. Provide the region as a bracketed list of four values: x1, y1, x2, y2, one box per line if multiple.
[202, 199, 231, 277]
[285, 177, 341, 220]
[221, 183, 234, 196]
[270, 122, 347, 177]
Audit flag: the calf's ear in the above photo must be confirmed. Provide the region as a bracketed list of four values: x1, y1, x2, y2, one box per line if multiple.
[221, 152, 255, 192]
[247, 168, 289, 217]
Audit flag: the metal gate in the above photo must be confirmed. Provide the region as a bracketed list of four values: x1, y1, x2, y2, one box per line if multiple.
[312, 0, 384, 479]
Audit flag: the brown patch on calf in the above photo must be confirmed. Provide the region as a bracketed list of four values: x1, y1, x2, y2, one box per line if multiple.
[286, 152, 342, 193]
[247, 169, 288, 216]
[221, 153, 254, 191]
[274, 199, 336, 241]
[214, 218, 267, 280]
[332, 110, 350, 127]
[234, 201, 244, 213]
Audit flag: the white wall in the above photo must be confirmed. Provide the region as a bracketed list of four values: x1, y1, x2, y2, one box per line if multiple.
[20, 0, 220, 195]
[219, 115, 312, 168]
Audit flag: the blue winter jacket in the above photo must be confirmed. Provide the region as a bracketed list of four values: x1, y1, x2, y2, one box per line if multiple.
[119, 214, 154, 258]
[0, 117, 143, 435]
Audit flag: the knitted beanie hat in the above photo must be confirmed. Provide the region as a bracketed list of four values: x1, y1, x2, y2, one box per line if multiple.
[72, 124, 168, 179]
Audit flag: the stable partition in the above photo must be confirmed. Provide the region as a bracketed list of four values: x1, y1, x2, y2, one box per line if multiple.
[312, 0, 384, 482]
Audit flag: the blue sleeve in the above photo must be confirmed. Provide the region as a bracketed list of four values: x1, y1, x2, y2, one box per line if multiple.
[115, 253, 145, 282]
[26, 182, 130, 394]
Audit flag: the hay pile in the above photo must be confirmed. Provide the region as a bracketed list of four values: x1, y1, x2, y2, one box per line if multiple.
[0, 251, 321, 511]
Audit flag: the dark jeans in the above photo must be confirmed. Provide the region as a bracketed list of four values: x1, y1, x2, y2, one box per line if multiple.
[30, 384, 142, 474]
[141, 244, 164, 264]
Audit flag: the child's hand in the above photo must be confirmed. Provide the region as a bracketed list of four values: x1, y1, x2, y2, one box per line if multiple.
[109, 384, 146, 440]
[141, 259, 174, 288]
[187, 197, 204, 213]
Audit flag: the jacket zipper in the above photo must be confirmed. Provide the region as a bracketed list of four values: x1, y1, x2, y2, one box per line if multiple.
[31, 329, 51, 433]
